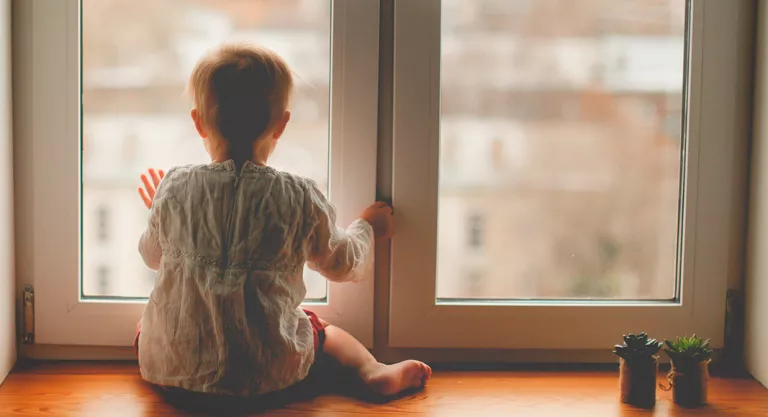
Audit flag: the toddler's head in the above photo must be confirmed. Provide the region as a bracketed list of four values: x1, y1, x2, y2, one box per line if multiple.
[188, 43, 294, 168]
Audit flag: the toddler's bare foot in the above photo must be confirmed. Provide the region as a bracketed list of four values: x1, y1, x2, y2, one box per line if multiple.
[360, 360, 432, 396]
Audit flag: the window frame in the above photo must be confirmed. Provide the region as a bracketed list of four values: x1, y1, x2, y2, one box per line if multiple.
[388, 0, 746, 349]
[15, 0, 380, 347]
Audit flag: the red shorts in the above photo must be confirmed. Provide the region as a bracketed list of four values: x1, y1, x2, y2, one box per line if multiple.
[302, 309, 327, 355]
[134, 309, 326, 356]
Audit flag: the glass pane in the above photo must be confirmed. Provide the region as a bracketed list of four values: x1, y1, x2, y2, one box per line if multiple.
[81, 0, 331, 299]
[437, 0, 687, 300]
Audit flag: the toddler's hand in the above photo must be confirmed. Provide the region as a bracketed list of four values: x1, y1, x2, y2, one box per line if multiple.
[360, 202, 394, 241]
[138, 168, 165, 209]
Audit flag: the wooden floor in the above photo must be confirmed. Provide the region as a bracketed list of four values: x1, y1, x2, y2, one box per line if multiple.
[2, 362, 768, 416]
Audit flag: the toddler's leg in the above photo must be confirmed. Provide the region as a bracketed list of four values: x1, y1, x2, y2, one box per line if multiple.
[323, 324, 432, 396]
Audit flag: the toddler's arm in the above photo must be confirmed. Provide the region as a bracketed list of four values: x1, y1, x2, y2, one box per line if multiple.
[306, 182, 374, 283]
[138, 169, 167, 271]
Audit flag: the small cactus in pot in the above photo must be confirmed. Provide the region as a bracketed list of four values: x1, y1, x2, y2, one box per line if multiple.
[663, 335, 713, 408]
[613, 332, 662, 408]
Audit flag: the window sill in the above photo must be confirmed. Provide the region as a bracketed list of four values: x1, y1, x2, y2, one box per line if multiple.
[1, 361, 766, 416]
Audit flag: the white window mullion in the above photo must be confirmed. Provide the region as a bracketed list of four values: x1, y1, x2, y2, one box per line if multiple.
[310, 0, 379, 347]
[390, 0, 442, 346]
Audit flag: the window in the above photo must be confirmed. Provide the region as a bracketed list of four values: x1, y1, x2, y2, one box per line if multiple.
[389, 0, 745, 349]
[82, 132, 90, 161]
[95, 205, 109, 242]
[615, 56, 627, 72]
[121, 134, 139, 166]
[463, 270, 485, 298]
[490, 138, 505, 172]
[146, 269, 156, 287]
[440, 0, 684, 300]
[16, 0, 749, 355]
[81, 0, 333, 300]
[20, 0, 379, 347]
[467, 213, 485, 251]
[96, 266, 110, 296]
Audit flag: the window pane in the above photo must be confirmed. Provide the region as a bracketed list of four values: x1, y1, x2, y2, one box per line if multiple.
[81, 0, 331, 299]
[437, 0, 687, 300]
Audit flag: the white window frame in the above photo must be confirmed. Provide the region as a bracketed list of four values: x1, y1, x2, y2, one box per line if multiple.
[389, 0, 746, 349]
[16, 0, 379, 347]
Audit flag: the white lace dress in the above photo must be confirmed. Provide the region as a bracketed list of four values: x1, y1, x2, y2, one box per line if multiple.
[137, 160, 373, 396]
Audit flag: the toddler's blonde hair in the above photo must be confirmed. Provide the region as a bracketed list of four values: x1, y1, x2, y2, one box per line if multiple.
[188, 43, 294, 164]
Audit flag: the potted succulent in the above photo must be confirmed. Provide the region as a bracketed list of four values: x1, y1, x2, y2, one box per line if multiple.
[663, 335, 713, 408]
[613, 332, 662, 408]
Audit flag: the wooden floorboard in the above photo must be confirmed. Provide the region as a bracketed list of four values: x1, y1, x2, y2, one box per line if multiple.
[1, 361, 768, 416]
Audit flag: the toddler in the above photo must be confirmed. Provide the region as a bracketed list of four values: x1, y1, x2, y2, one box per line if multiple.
[134, 44, 431, 397]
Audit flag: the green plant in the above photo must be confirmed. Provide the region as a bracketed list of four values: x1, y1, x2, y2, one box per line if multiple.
[664, 335, 712, 408]
[664, 335, 713, 368]
[613, 333, 662, 363]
